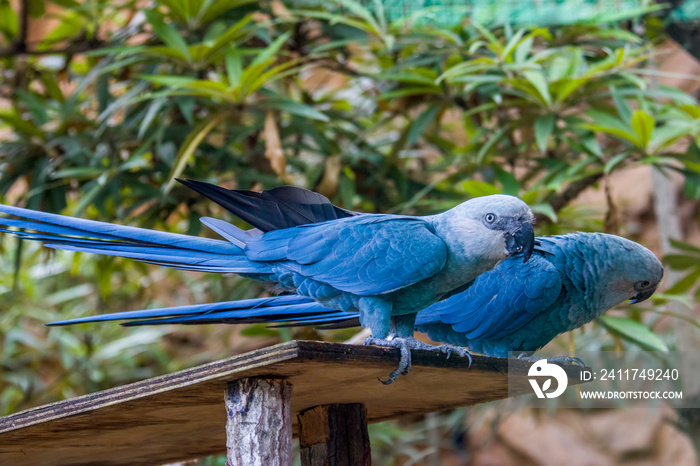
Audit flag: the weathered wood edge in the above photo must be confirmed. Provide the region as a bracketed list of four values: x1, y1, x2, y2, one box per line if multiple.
[0, 340, 586, 435]
[0, 341, 300, 434]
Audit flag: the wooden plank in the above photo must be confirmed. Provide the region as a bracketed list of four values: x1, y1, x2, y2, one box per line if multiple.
[0, 340, 585, 466]
[225, 378, 292, 466]
[298, 403, 371, 466]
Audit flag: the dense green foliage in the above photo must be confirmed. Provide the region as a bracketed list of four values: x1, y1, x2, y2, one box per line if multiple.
[1, 1, 700, 459]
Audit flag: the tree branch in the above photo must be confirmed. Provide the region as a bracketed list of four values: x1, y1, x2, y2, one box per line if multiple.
[0, 39, 105, 59]
[16, 0, 30, 53]
[535, 172, 605, 223]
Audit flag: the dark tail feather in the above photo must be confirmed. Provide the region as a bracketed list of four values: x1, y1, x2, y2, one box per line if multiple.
[177, 179, 357, 232]
[47, 294, 360, 328]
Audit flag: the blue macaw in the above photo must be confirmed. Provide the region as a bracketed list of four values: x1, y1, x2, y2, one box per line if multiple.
[0, 180, 535, 383]
[42, 183, 662, 364]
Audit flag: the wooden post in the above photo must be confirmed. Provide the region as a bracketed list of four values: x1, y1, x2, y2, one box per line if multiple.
[225, 378, 292, 466]
[298, 403, 371, 466]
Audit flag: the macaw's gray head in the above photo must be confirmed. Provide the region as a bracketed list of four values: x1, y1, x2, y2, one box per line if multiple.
[448, 194, 535, 262]
[618, 238, 664, 304]
[588, 233, 664, 308]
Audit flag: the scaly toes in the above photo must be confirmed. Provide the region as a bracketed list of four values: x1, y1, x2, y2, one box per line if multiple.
[548, 356, 586, 366]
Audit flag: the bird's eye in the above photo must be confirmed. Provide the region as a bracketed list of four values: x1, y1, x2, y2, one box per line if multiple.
[484, 213, 496, 223]
[635, 280, 652, 290]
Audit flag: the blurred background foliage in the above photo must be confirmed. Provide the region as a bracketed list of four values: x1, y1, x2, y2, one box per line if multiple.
[1, 0, 700, 463]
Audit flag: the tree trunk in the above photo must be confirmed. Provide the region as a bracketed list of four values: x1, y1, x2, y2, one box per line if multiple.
[225, 378, 293, 466]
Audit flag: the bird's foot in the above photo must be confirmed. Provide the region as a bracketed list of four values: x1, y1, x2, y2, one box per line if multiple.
[363, 337, 472, 384]
[433, 344, 473, 366]
[364, 336, 413, 385]
[517, 354, 586, 367]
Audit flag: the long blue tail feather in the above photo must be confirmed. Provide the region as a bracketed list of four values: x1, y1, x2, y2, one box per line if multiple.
[0, 205, 237, 253]
[47, 294, 360, 328]
[0, 204, 270, 273]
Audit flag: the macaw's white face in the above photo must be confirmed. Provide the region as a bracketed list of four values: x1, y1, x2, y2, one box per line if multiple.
[450, 195, 536, 262]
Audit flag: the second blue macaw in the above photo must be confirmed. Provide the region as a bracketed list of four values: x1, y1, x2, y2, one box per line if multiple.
[46, 183, 663, 363]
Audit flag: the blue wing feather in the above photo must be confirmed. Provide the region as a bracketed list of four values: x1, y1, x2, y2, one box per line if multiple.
[416, 254, 562, 340]
[245, 215, 448, 296]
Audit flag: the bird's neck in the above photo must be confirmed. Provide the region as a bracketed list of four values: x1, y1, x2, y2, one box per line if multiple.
[552, 237, 622, 323]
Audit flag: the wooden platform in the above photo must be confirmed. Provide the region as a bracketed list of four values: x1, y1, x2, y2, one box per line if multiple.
[0, 340, 585, 465]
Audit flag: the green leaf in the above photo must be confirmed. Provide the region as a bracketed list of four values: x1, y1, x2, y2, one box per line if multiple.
[500, 28, 526, 63]
[138, 97, 167, 139]
[15, 89, 49, 126]
[52, 168, 106, 179]
[164, 111, 230, 193]
[373, 72, 436, 86]
[335, 0, 383, 36]
[610, 86, 632, 122]
[523, 70, 551, 106]
[250, 31, 291, 67]
[494, 168, 519, 196]
[462, 180, 501, 197]
[199, 0, 256, 25]
[155, 0, 188, 22]
[241, 60, 300, 100]
[28, 0, 45, 18]
[144, 10, 192, 63]
[0, 0, 18, 40]
[202, 14, 254, 61]
[597, 316, 668, 352]
[666, 267, 700, 295]
[630, 110, 655, 149]
[264, 99, 330, 122]
[140, 75, 197, 87]
[534, 114, 554, 154]
[407, 104, 441, 145]
[664, 254, 700, 270]
[604, 153, 628, 174]
[225, 49, 243, 88]
[582, 123, 639, 147]
[380, 88, 443, 100]
[476, 127, 508, 163]
[670, 238, 700, 255]
[0, 110, 43, 138]
[530, 203, 557, 222]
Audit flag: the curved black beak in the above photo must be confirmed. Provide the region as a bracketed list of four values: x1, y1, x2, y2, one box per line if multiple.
[505, 222, 535, 262]
[629, 287, 656, 304]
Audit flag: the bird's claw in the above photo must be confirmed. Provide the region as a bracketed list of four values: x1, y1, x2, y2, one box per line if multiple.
[435, 344, 473, 367]
[547, 356, 586, 367]
[364, 336, 412, 384]
[517, 354, 586, 367]
[364, 337, 473, 384]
